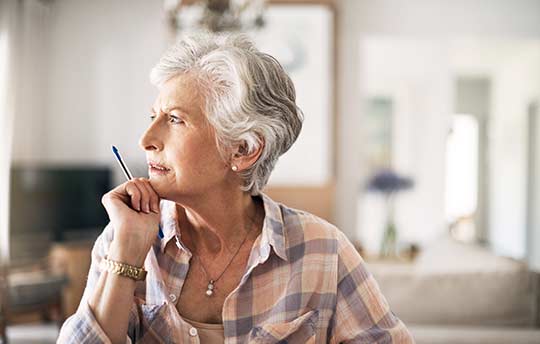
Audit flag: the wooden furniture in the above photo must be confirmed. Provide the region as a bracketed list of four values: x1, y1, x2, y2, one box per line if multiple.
[49, 241, 93, 317]
[0, 264, 7, 344]
[264, 182, 336, 223]
[0, 260, 67, 344]
[0, 240, 93, 343]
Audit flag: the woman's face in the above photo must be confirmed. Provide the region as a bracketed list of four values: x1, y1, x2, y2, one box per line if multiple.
[139, 73, 231, 201]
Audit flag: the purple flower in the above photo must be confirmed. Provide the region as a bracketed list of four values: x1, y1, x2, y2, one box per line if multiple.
[366, 169, 414, 194]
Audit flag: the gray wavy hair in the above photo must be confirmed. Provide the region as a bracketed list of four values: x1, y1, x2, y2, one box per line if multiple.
[150, 32, 303, 195]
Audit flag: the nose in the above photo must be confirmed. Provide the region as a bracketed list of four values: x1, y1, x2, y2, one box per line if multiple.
[139, 120, 163, 152]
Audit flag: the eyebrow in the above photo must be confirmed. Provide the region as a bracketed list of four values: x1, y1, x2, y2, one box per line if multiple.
[150, 106, 191, 116]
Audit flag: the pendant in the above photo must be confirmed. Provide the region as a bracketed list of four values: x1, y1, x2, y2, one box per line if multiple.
[206, 280, 215, 296]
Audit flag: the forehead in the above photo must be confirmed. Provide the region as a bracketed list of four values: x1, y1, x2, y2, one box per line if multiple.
[152, 73, 204, 116]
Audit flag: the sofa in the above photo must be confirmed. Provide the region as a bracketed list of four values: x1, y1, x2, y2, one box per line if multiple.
[367, 235, 540, 344]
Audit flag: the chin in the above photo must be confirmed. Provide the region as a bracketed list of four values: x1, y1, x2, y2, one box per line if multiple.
[149, 179, 190, 200]
[148, 177, 170, 196]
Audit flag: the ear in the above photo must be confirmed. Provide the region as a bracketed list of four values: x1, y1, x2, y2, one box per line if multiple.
[230, 138, 265, 172]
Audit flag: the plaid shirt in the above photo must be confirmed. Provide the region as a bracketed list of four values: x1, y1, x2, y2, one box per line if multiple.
[58, 192, 414, 343]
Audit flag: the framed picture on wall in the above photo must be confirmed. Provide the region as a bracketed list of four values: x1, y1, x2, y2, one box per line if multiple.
[364, 96, 393, 173]
[252, 4, 334, 186]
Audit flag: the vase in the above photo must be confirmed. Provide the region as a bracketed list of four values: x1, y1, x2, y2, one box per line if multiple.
[379, 220, 398, 257]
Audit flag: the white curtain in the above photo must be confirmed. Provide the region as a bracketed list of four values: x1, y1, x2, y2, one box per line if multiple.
[0, 0, 20, 264]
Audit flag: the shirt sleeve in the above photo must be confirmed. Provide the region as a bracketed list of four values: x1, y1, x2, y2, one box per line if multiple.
[56, 223, 137, 344]
[329, 230, 415, 344]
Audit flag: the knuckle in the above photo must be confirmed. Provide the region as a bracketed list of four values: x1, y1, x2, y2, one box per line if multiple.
[126, 181, 139, 191]
[135, 178, 145, 185]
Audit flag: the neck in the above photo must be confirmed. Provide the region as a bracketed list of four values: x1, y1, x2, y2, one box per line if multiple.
[176, 189, 264, 258]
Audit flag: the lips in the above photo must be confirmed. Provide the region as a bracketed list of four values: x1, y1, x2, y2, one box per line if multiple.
[148, 161, 170, 171]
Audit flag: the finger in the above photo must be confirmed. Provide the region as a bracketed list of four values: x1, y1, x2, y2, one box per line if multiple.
[105, 182, 132, 204]
[135, 178, 153, 213]
[125, 181, 143, 212]
[139, 179, 160, 213]
[134, 178, 152, 214]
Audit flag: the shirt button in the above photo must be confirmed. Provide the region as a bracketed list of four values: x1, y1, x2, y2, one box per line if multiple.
[189, 327, 198, 337]
[169, 294, 177, 302]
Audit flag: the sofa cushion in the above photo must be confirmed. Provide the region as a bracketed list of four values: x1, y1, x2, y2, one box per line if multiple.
[367, 235, 537, 327]
[409, 325, 540, 344]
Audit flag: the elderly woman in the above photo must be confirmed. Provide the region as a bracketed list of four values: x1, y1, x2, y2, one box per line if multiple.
[58, 33, 413, 343]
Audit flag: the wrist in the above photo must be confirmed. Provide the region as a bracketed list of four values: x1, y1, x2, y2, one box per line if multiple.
[101, 256, 147, 281]
[108, 239, 147, 268]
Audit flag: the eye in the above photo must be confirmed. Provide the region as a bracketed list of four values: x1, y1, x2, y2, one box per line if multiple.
[149, 114, 185, 125]
[169, 115, 184, 125]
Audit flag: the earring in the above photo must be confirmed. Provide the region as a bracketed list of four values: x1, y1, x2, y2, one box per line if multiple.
[232, 165, 238, 171]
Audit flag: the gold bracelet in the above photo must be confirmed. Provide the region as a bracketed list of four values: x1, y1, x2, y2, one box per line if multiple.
[100, 256, 147, 281]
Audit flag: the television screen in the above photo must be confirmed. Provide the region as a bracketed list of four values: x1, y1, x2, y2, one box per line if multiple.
[9, 165, 112, 261]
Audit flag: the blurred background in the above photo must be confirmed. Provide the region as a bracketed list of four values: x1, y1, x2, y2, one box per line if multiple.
[1, 0, 540, 343]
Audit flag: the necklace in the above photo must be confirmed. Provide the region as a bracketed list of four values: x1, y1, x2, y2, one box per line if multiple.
[192, 209, 258, 297]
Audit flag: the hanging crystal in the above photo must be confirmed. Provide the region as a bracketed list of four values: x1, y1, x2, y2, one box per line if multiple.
[165, 0, 267, 34]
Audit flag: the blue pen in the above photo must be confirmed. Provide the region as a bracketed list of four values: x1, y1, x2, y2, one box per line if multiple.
[112, 145, 164, 239]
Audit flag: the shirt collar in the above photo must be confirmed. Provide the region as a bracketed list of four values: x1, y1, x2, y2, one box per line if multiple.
[158, 199, 189, 254]
[259, 192, 289, 261]
[157, 192, 289, 262]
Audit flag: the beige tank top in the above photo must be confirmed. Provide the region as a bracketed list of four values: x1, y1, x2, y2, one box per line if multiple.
[183, 316, 225, 343]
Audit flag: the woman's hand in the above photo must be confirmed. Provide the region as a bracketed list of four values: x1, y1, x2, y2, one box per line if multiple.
[101, 178, 161, 267]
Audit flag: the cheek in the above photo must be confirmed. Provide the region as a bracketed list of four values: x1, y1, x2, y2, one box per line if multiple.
[168, 131, 227, 177]
[167, 149, 209, 180]
[195, 151, 225, 174]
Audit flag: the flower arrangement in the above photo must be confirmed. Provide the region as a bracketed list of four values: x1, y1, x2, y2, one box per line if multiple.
[366, 169, 414, 257]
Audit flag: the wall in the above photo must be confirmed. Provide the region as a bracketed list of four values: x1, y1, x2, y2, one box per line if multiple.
[0, 0, 22, 262]
[11, 0, 50, 164]
[353, 36, 540, 259]
[8, 0, 167, 260]
[490, 45, 540, 259]
[8, 0, 169, 183]
[357, 38, 451, 251]
[11, 0, 168, 170]
[15, 0, 334, 185]
[336, 0, 540, 245]
[9, 0, 540, 263]
[42, 0, 167, 183]
[529, 99, 540, 271]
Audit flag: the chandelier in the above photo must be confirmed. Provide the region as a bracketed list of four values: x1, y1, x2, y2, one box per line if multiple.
[164, 0, 267, 33]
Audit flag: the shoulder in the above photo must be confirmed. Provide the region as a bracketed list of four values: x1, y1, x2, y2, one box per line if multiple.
[276, 201, 350, 257]
[274, 200, 365, 275]
[282, 204, 338, 238]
